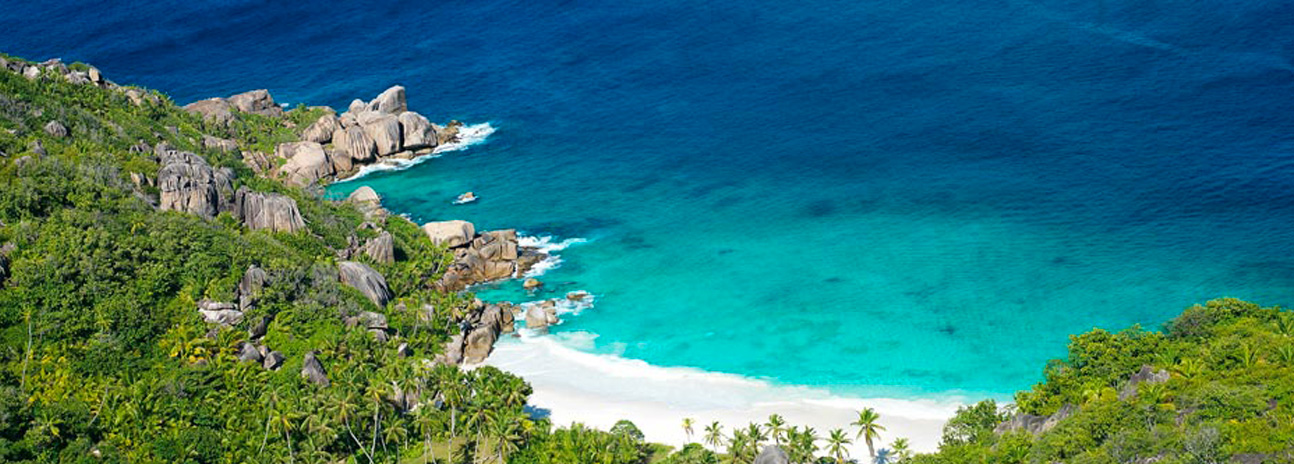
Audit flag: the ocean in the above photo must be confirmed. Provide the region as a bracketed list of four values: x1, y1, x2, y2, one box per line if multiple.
[7, 0, 1294, 406]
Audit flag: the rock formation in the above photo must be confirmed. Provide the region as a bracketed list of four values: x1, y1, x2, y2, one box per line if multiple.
[203, 135, 238, 152]
[227, 89, 283, 117]
[436, 301, 516, 365]
[263, 351, 286, 370]
[754, 446, 791, 464]
[156, 146, 235, 218]
[423, 220, 476, 247]
[1118, 365, 1171, 401]
[994, 403, 1076, 435]
[347, 186, 386, 219]
[337, 261, 393, 307]
[302, 352, 330, 386]
[197, 300, 243, 327]
[238, 264, 268, 311]
[237, 342, 263, 363]
[184, 98, 235, 125]
[275, 141, 334, 187]
[361, 231, 395, 264]
[43, 120, 67, 138]
[302, 114, 340, 144]
[524, 300, 560, 332]
[234, 187, 306, 233]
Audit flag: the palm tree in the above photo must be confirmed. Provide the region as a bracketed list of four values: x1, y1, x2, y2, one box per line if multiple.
[704, 421, 725, 453]
[746, 422, 768, 450]
[728, 428, 751, 464]
[683, 417, 696, 443]
[766, 414, 787, 446]
[852, 407, 885, 460]
[826, 428, 852, 464]
[890, 438, 911, 463]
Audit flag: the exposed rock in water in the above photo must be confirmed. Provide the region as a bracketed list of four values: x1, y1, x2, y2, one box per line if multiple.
[234, 187, 306, 233]
[184, 98, 235, 125]
[337, 261, 393, 307]
[275, 141, 334, 187]
[422, 220, 476, 248]
[754, 446, 791, 464]
[398, 111, 437, 150]
[263, 351, 286, 370]
[238, 342, 264, 363]
[302, 114, 340, 144]
[238, 264, 268, 311]
[523, 278, 543, 290]
[524, 300, 560, 332]
[1118, 365, 1171, 401]
[567, 291, 590, 302]
[228, 89, 284, 117]
[302, 352, 330, 386]
[361, 231, 395, 264]
[43, 120, 67, 138]
[358, 112, 403, 157]
[994, 403, 1076, 435]
[156, 147, 235, 219]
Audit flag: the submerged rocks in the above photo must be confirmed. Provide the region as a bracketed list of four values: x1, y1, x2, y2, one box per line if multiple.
[275, 141, 334, 187]
[337, 261, 393, 307]
[157, 148, 235, 219]
[234, 188, 306, 233]
[422, 220, 476, 248]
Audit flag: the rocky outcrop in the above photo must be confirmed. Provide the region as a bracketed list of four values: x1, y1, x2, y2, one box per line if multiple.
[234, 188, 306, 233]
[422, 220, 476, 247]
[157, 148, 235, 219]
[302, 352, 330, 386]
[203, 135, 238, 152]
[238, 342, 263, 363]
[263, 351, 286, 370]
[524, 300, 560, 332]
[398, 111, 437, 150]
[358, 112, 402, 157]
[753, 446, 790, 464]
[368, 85, 407, 115]
[238, 264, 268, 311]
[241, 150, 273, 175]
[436, 301, 515, 365]
[302, 114, 340, 144]
[331, 125, 376, 168]
[1118, 365, 1171, 401]
[436, 229, 545, 292]
[337, 261, 393, 307]
[43, 120, 67, 138]
[198, 300, 243, 326]
[275, 141, 334, 187]
[228, 89, 283, 117]
[347, 186, 386, 219]
[994, 403, 1076, 435]
[361, 231, 395, 264]
[184, 98, 235, 125]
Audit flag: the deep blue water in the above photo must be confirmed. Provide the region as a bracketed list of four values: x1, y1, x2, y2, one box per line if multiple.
[7, 0, 1294, 398]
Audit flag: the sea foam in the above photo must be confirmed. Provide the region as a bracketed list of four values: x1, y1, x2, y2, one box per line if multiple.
[338, 122, 496, 182]
[518, 235, 589, 277]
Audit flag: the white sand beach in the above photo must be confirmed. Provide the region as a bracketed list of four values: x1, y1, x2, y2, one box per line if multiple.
[483, 333, 962, 455]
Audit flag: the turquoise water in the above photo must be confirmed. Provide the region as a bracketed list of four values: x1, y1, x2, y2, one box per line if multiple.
[9, 0, 1294, 399]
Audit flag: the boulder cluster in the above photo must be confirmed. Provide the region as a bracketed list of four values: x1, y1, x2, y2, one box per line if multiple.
[151, 142, 306, 232]
[437, 300, 516, 365]
[268, 86, 464, 186]
[1, 56, 161, 106]
[422, 220, 547, 292]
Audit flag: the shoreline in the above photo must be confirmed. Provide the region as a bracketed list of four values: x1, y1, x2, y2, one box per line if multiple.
[483, 333, 960, 454]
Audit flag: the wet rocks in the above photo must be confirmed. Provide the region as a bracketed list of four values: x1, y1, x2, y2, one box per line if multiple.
[156, 148, 235, 219]
[523, 278, 543, 290]
[337, 261, 393, 307]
